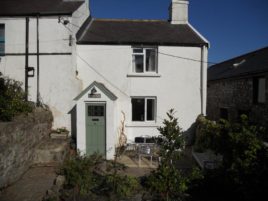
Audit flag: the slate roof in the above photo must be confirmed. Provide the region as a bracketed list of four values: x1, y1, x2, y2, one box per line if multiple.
[208, 46, 268, 81]
[0, 0, 84, 17]
[76, 18, 208, 46]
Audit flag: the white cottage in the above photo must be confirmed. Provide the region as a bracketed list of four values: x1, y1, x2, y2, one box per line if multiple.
[75, 0, 209, 159]
[0, 0, 90, 129]
[0, 0, 208, 159]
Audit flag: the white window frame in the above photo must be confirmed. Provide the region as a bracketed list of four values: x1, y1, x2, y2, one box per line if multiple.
[132, 47, 158, 74]
[131, 97, 157, 122]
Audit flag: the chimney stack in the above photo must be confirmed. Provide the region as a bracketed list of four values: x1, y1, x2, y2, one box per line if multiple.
[169, 0, 189, 24]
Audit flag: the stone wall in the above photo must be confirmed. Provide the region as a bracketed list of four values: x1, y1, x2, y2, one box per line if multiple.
[207, 73, 268, 126]
[0, 108, 53, 188]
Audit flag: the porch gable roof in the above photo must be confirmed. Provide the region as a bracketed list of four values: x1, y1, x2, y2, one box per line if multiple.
[74, 81, 117, 101]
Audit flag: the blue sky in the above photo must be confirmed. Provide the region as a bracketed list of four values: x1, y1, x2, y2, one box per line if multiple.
[89, 0, 268, 64]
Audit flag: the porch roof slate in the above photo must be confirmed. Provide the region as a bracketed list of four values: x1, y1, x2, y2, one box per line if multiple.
[74, 81, 117, 101]
[76, 18, 208, 46]
[0, 0, 84, 17]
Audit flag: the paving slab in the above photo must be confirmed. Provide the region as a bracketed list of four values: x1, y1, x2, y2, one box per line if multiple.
[0, 166, 57, 201]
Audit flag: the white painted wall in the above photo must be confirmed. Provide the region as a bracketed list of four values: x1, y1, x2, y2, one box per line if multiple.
[76, 44, 207, 156]
[76, 85, 117, 159]
[0, 1, 89, 130]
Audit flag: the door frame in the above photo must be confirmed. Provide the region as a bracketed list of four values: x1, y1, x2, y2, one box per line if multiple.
[85, 101, 107, 158]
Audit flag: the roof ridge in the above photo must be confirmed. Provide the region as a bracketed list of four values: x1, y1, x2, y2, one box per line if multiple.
[210, 46, 268, 68]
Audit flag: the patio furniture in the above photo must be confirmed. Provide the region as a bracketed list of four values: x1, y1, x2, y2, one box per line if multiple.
[136, 143, 159, 167]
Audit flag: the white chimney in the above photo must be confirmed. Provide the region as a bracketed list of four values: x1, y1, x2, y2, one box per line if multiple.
[169, 0, 189, 24]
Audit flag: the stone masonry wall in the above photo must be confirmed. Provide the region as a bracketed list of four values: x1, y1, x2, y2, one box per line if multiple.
[207, 73, 268, 126]
[0, 108, 53, 188]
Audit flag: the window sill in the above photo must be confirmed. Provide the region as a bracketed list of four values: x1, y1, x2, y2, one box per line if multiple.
[126, 122, 161, 128]
[127, 73, 161, 78]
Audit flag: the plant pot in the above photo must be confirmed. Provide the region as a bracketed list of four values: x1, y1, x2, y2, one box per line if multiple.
[50, 132, 69, 139]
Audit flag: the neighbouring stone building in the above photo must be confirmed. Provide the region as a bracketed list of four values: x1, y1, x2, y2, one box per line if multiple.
[207, 46, 268, 127]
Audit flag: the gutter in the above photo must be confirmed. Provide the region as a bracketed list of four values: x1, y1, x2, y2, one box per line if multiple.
[0, 13, 73, 18]
[76, 41, 207, 47]
[24, 17, 29, 101]
[200, 45, 207, 115]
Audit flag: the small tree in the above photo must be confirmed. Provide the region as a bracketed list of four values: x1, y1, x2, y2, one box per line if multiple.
[157, 109, 185, 162]
[147, 109, 187, 201]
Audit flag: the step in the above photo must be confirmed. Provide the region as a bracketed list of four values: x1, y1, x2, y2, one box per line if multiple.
[34, 139, 69, 165]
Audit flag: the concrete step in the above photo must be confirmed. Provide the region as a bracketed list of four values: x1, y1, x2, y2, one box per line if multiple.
[34, 139, 69, 165]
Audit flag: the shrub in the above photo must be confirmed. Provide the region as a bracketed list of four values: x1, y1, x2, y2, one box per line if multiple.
[60, 153, 104, 195]
[0, 72, 33, 121]
[147, 109, 188, 201]
[98, 147, 140, 200]
[189, 115, 268, 201]
[60, 152, 139, 200]
[103, 174, 139, 199]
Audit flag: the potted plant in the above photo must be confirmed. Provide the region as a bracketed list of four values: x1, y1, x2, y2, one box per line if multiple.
[50, 127, 69, 139]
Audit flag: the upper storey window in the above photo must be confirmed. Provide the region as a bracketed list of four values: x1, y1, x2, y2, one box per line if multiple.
[0, 24, 5, 56]
[132, 47, 157, 73]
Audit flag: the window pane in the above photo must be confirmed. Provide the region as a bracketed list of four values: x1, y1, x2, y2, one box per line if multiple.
[147, 99, 155, 121]
[220, 108, 228, 120]
[258, 78, 266, 103]
[133, 48, 143, 53]
[132, 98, 145, 121]
[133, 55, 144, 73]
[0, 24, 4, 55]
[146, 49, 156, 72]
[88, 106, 104, 116]
[0, 43, 4, 55]
[0, 25, 4, 38]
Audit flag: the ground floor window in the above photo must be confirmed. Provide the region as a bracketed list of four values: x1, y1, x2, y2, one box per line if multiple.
[220, 108, 229, 120]
[131, 97, 156, 122]
[253, 77, 266, 104]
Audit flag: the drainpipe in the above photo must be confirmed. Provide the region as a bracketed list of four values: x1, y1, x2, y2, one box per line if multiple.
[36, 15, 40, 105]
[25, 17, 29, 101]
[200, 45, 207, 115]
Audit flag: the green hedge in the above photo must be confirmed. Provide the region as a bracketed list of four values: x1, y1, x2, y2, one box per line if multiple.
[0, 72, 33, 121]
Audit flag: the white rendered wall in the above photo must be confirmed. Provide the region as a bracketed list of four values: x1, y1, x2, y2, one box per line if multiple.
[76, 45, 207, 146]
[76, 86, 117, 159]
[0, 2, 89, 130]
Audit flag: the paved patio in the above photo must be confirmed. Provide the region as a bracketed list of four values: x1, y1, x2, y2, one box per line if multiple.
[0, 166, 57, 201]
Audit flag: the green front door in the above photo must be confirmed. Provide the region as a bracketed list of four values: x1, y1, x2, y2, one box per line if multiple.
[86, 103, 106, 157]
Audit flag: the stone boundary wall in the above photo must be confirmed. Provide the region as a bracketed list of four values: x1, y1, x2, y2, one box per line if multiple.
[0, 108, 53, 188]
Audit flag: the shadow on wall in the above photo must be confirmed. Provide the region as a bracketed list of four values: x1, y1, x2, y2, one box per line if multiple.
[183, 122, 197, 146]
[68, 105, 77, 143]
